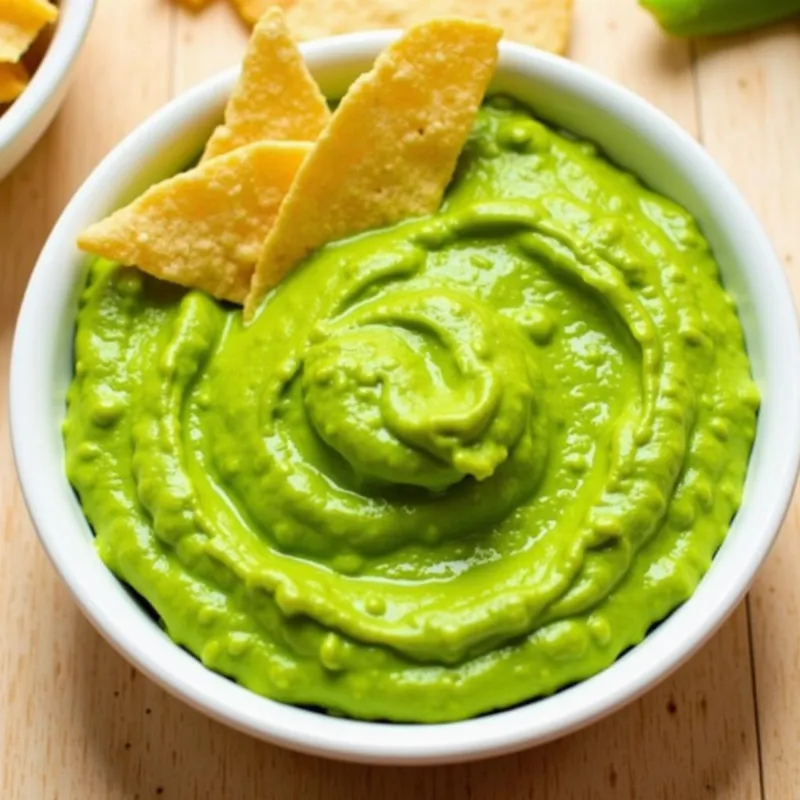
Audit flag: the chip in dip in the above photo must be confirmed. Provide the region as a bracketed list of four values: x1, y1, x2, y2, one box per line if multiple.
[66, 19, 759, 722]
[77, 8, 329, 298]
[245, 16, 502, 315]
[77, 141, 312, 303]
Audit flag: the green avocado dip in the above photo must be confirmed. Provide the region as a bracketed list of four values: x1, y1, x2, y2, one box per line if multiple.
[64, 97, 759, 723]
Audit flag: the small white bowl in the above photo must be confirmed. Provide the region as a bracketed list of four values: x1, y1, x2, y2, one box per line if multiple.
[0, 0, 95, 181]
[11, 33, 800, 765]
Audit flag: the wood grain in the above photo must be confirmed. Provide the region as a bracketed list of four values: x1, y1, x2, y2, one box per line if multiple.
[694, 20, 800, 800]
[0, 0, 795, 797]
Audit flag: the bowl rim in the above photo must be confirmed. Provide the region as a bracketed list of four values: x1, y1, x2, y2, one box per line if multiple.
[0, 0, 96, 169]
[10, 31, 800, 765]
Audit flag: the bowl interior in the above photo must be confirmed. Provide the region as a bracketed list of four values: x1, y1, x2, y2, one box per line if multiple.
[11, 35, 800, 765]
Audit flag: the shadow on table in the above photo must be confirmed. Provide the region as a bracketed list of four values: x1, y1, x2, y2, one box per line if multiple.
[0, 141, 54, 341]
[599, 14, 800, 81]
[691, 17, 800, 62]
[0, 98, 99, 344]
[64, 598, 762, 800]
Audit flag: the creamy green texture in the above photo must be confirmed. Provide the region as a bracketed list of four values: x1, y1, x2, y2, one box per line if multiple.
[65, 98, 758, 722]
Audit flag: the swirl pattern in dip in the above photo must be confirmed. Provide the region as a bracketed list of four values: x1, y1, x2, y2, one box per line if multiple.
[65, 98, 759, 722]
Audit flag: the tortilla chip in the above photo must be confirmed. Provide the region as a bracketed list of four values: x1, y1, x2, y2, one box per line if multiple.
[0, 0, 58, 63]
[284, 0, 572, 53]
[228, 0, 293, 27]
[203, 6, 328, 160]
[78, 141, 312, 304]
[0, 60, 28, 103]
[244, 18, 500, 318]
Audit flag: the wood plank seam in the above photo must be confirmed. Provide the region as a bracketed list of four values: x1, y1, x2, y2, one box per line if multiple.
[745, 594, 768, 800]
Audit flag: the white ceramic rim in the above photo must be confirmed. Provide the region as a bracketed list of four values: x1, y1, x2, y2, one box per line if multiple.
[0, 0, 96, 176]
[10, 33, 800, 765]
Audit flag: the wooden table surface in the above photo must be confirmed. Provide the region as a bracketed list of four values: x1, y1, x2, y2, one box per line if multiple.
[1, 1, 798, 797]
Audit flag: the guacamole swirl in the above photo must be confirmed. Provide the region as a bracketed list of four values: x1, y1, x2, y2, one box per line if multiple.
[65, 98, 758, 722]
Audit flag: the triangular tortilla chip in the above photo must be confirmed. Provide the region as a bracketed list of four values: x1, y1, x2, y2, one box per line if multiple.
[244, 18, 501, 318]
[0, 60, 28, 103]
[78, 141, 312, 303]
[0, 0, 57, 63]
[202, 7, 330, 161]
[283, 0, 572, 54]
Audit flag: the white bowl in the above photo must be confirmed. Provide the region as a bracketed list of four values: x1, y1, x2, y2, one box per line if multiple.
[11, 32, 800, 765]
[0, 0, 95, 181]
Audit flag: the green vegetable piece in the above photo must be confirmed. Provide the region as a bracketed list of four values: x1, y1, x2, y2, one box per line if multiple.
[640, 0, 800, 36]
